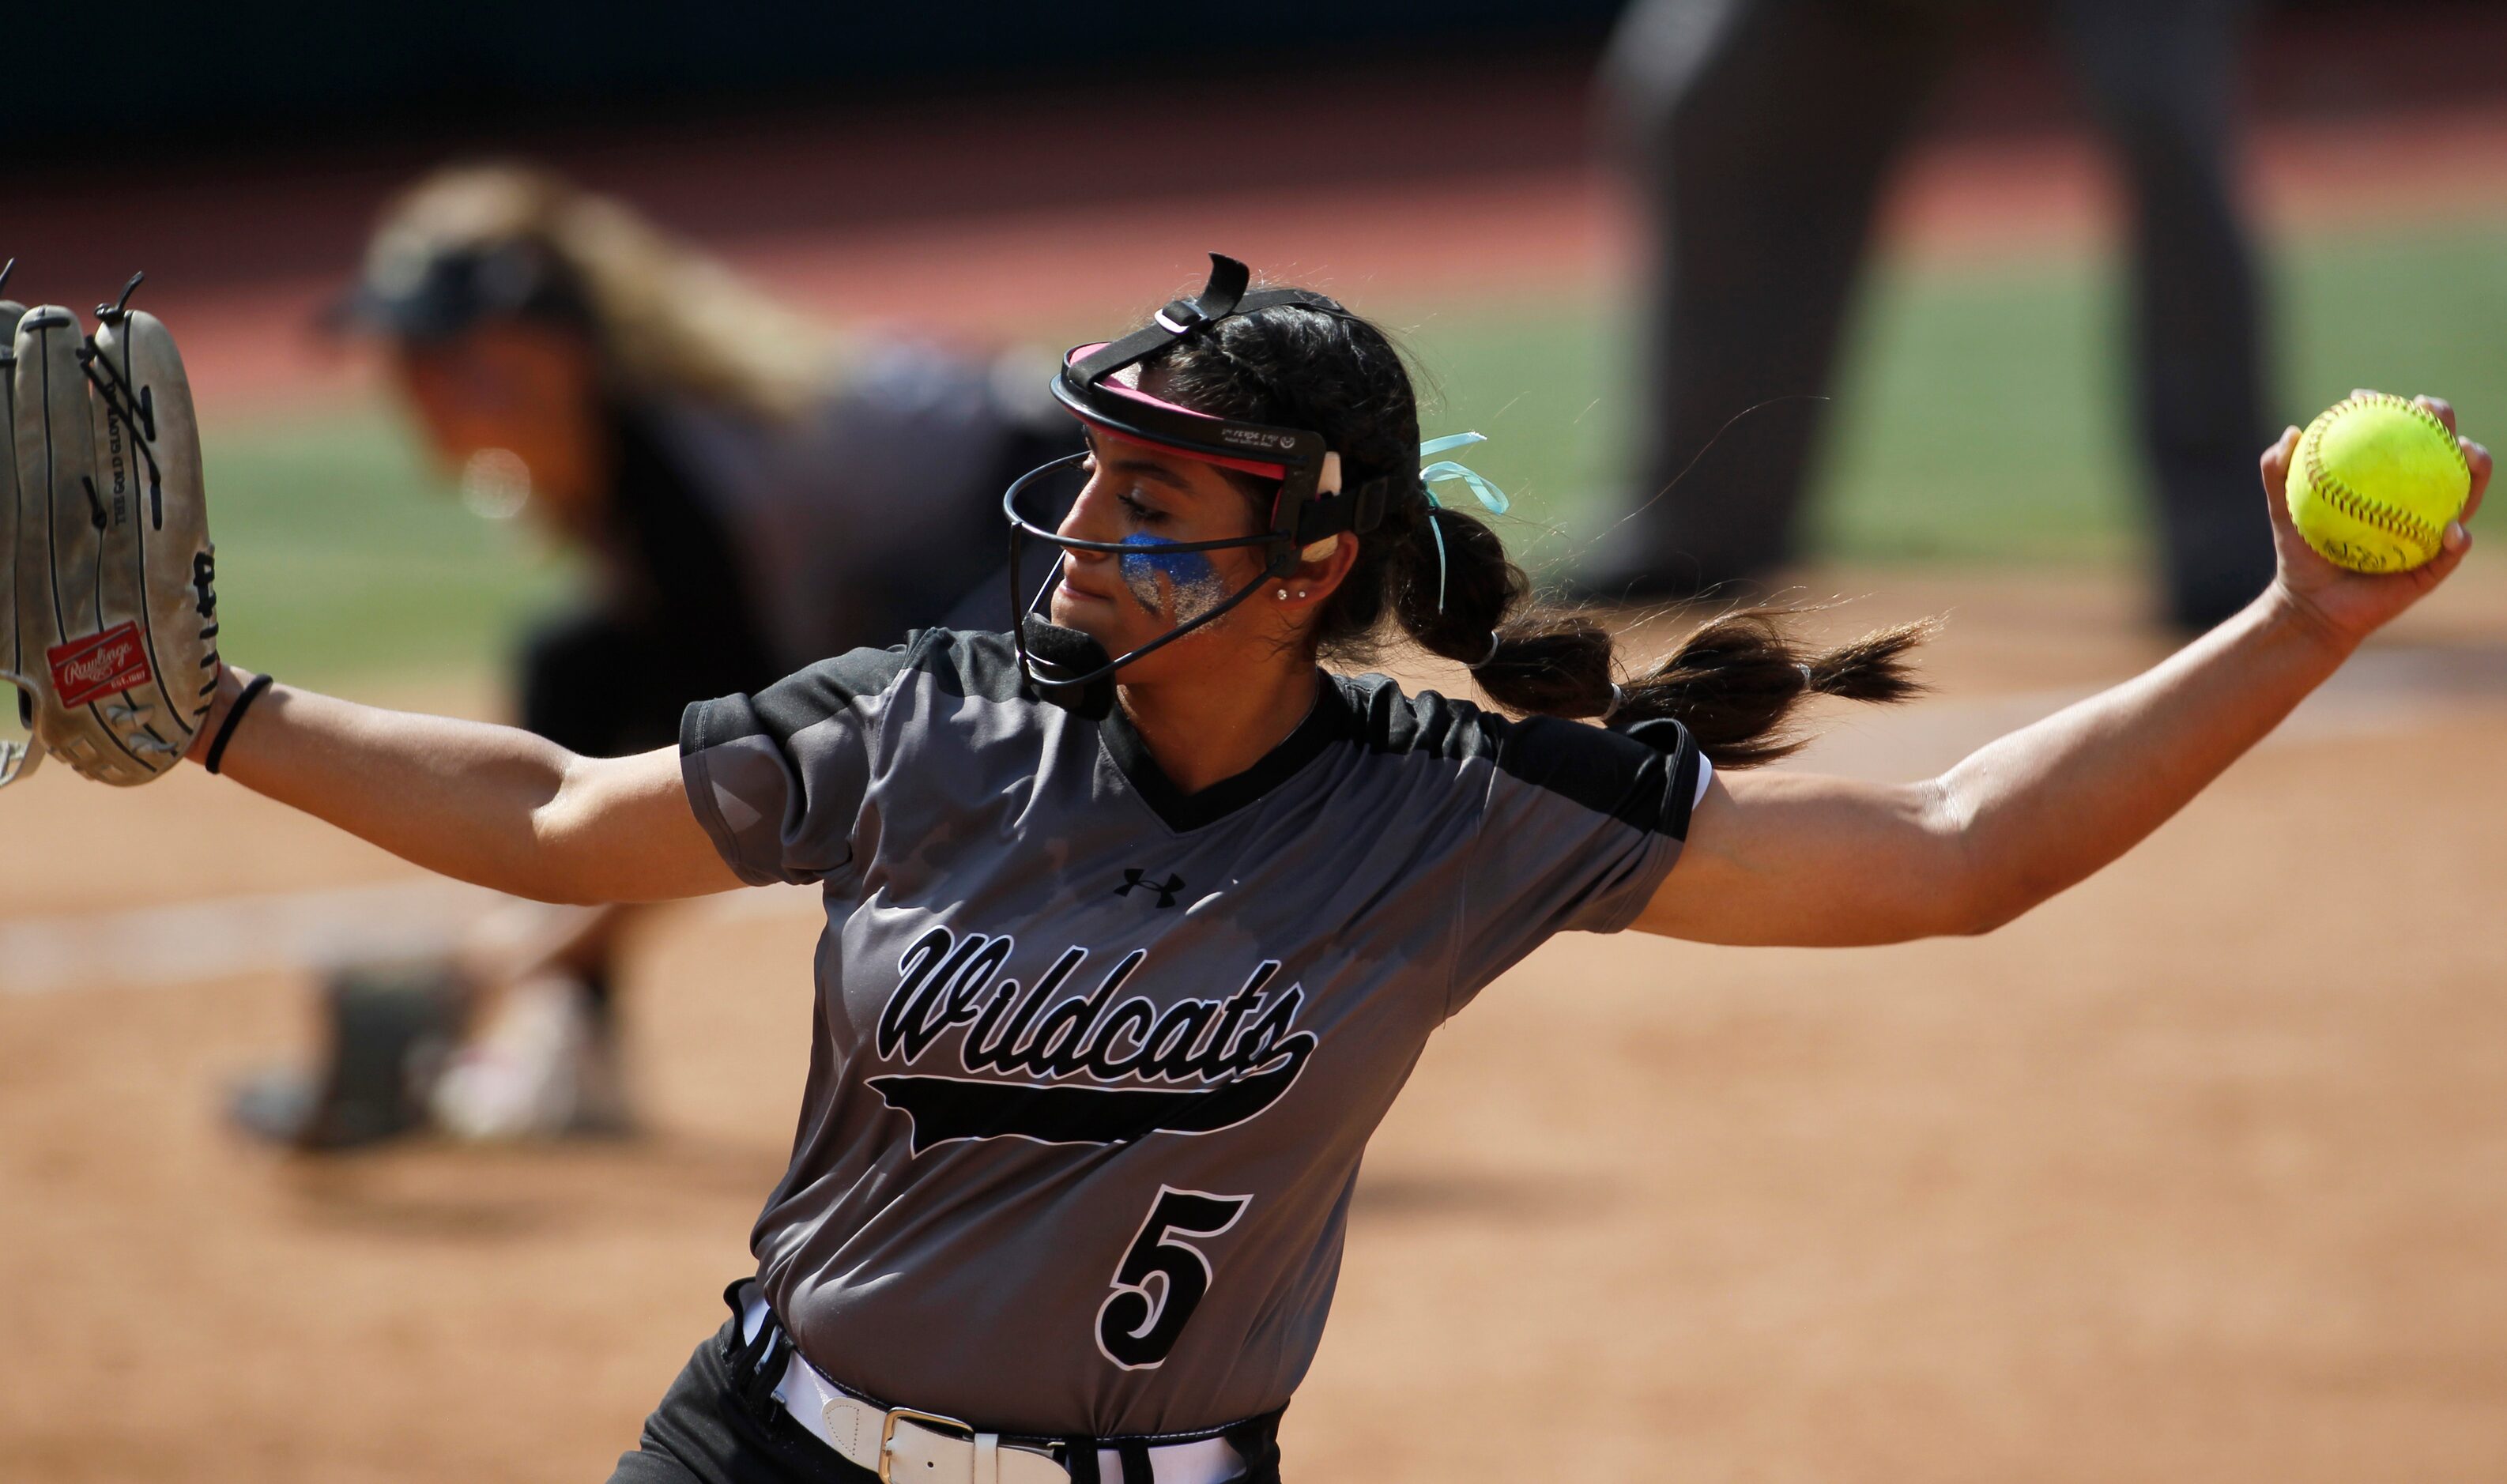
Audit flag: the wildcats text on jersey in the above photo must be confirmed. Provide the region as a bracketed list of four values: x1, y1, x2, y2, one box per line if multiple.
[867, 926, 1318, 1152]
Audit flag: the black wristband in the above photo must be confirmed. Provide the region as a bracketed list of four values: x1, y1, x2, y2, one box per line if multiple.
[203, 673, 275, 776]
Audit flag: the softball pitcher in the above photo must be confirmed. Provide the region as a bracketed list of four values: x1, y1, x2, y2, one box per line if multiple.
[6, 254, 2481, 1482]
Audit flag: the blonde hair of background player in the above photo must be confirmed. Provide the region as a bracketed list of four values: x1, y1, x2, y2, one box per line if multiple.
[367, 161, 830, 423]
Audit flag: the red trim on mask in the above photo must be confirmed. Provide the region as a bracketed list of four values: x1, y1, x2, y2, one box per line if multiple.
[1061, 342, 1291, 480]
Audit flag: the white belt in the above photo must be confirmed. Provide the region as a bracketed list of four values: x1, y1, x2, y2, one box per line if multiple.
[738, 1292, 1243, 1484]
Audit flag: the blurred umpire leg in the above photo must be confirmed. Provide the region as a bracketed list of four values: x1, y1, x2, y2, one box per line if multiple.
[2055, 0, 2276, 631]
[1595, 0, 1958, 601]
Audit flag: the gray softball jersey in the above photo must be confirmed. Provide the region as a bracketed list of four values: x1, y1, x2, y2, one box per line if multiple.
[678, 627, 1702, 1440]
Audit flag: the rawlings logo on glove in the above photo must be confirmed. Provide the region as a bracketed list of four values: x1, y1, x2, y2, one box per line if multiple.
[48, 623, 155, 708]
[2, 268, 221, 789]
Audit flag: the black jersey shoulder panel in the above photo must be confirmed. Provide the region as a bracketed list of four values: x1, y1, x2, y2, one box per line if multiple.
[680, 627, 1049, 758]
[921, 627, 1035, 706]
[684, 627, 1038, 756]
[1330, 673, 1699, 841]
[741, 637, 927, 748]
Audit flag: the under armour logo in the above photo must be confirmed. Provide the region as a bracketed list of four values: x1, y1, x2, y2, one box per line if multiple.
[1116, 868, 1185, 908]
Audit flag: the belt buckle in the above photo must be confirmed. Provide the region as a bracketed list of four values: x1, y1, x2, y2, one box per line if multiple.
[878, 1404, 975, 1483]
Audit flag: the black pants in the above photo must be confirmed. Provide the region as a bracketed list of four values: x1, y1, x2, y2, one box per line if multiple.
[609, 1290, 1284, 1483]
[1600, 0, 2275, 628]
[608, 1305, 876, 1484]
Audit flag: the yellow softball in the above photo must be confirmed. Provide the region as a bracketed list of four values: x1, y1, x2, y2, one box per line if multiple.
[2286, 394, 2470, 573]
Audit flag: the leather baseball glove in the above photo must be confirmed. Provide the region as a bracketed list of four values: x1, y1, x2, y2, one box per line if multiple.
[2, 273, 220, 787]
[0, 285, 29, 787]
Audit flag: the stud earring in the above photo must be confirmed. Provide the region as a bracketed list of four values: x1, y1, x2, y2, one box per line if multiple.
[1295, 589, 1309, 599]
[1276, 588, 1290, 600]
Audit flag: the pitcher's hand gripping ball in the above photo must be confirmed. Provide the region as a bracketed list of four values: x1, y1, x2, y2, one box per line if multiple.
[2, 273, 219, 787]
[2286, 393, 2472, 574]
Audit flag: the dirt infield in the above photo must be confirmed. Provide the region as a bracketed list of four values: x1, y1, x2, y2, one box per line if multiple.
[6, 563, 2506, 1481]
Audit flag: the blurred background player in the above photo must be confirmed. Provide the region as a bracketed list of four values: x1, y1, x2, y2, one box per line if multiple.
[1592, 0, 2276, 629]
[228, 163, 1071, 1149]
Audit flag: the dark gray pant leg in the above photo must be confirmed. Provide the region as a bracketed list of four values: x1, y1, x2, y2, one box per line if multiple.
[609, 1307, 871, 1483]
[1598, 0, 1955, 599]
[2054, 0, 2276, 627]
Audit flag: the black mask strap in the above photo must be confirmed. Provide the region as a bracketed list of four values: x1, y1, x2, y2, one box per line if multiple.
[1067, 255, 1343, 390]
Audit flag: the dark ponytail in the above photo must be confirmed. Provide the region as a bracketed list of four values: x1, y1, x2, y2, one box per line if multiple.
[1141, 288, 1928, 768]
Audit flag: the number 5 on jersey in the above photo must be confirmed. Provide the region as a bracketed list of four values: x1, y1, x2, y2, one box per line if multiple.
[1095, 1187, 1252, 1369]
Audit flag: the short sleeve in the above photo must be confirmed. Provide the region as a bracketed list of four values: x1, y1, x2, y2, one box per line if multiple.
[1449, 715, 1704, 1015]
[678, 640, 922, 889]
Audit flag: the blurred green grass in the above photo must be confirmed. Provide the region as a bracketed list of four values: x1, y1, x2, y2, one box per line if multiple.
[204, 410, 574, 684]
[205, 222, 2507, 684]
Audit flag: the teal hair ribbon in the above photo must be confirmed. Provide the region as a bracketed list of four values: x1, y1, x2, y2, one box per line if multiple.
[1418, 432, 1510, 610]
